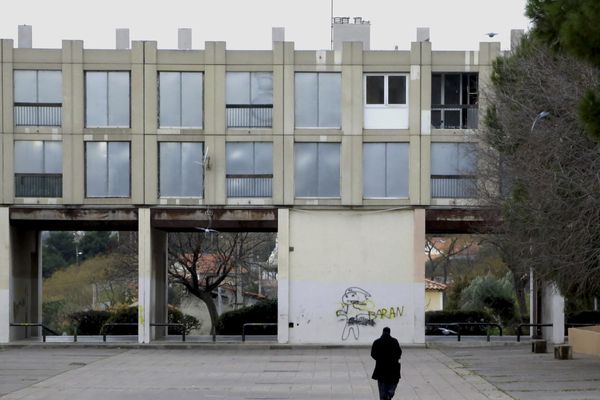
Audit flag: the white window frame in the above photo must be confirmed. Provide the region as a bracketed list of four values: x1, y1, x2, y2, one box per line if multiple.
[363, 73, 409, 109]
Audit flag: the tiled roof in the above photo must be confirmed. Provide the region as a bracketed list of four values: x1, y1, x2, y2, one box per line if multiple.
[425, 279, 447, 291]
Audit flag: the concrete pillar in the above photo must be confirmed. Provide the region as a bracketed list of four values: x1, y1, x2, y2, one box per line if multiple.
[138, 208, 168, 343]
[277, 208, 290, 343]
[10, 227, 41, 340]
[541, 282, 565, 344]
[0, 208, 10, 342]
[412, 208, 426, 343]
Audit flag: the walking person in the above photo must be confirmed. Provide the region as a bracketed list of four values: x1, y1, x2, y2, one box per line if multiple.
[371, 327, 402, 400]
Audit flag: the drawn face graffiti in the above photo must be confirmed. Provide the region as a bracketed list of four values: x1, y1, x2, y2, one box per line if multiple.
[336, 287, 376, 341]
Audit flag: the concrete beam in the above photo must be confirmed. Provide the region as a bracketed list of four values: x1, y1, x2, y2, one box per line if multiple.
[425, 208, 498, 234]
[151, 208, 278, 231]
[9, 207, 138, 230]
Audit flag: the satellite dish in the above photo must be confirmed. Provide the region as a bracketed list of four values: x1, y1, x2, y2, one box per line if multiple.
[486, 32, 499, 38]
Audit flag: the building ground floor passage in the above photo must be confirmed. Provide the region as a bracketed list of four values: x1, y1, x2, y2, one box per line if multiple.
[0, 206, 566, 345]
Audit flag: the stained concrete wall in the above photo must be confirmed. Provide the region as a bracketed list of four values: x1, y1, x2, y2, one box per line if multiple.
[279, 208, 425, 344]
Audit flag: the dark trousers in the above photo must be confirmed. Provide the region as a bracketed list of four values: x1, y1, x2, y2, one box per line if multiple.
[377, 381, 398, 400]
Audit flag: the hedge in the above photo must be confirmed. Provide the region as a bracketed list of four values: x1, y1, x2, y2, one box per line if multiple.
[216, 299, 277, 335]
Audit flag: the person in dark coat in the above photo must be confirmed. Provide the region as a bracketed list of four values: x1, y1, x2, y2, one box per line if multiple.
[371, 327, 402, 400]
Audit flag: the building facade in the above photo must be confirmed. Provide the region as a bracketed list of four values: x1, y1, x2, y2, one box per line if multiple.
[0, 25, 503, 344]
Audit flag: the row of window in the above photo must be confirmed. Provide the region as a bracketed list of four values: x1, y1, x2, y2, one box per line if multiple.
[12, 70, 478, 129]
[13, 140, 476, 199]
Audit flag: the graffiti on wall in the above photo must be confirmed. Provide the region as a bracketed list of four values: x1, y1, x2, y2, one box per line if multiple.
[335, 287, 405, 340]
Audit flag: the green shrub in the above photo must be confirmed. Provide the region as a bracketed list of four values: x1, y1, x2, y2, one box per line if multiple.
[426, 310, 493, 335]
[216, 299, 277, 335]
[460, 273, 517, 325]
[68, 310, 112, 335]
[105, 305, 138, 335]
[168, 305, 201, 335]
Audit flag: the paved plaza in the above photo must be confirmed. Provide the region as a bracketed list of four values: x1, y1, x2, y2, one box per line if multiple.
[0, 343, 598, 399]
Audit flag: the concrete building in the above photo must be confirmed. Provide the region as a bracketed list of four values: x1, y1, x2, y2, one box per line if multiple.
[0, 24, 564, 345]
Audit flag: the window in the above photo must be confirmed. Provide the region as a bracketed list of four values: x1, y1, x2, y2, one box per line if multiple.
[14, 140, 62, 197]
[85, 71, 130, 128]
[294, 142, 340, 198]
[431, 73, 478, 129]
[363, 143, 409, 198]
[226, 142, 273, 197]
[85, 141, 130, 197]
[14, 70, 62, 126]
[159, 142, 203, 197]
[159, 72, 203, 128]
[430, 143, 476, 198]
[365, 74, 407, 106]
[364, 74, 409, 129]
[295, 73, 341, 128]
[226, 72, 273, 128]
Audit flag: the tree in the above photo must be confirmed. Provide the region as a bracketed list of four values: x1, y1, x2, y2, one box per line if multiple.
[167, 231, 276, 335]
[460, 273, 517, 324]
[478, 39, 600, 297]
[78, 231, 117, 262]
[42, 231, 76, 277]
[425, 236, 477, 284]
[526, 0, 600, 140]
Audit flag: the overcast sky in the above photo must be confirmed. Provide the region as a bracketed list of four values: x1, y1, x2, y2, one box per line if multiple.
[0, 0, 530, 51]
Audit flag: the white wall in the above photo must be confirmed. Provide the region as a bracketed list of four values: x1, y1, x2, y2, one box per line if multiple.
[282, 209, 424, 344]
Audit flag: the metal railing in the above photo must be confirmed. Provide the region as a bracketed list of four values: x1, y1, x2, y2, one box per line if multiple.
[431, 175, 476, 198]
[431, 105, 478, 129]
[226, 174, 273, 197]
[241, 323, 277, 342]
[15, 173, 62, 197]
[14, 103, 62, 126]
[516, 323, 553, 342]
[426, 322, 503, 342]
[150, 322, 186, 342]
[226, 104, 273, 128]
[100, 322, 138, 342]
[10, 322, 60, 342]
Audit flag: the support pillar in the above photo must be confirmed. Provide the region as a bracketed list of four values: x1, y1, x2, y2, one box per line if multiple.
[0, 208, 10, 342]
[541, 282, 565, 344]
[413, 208, 426, 343]
[277, 208, 290, 343]
[138, 208, 168, 343]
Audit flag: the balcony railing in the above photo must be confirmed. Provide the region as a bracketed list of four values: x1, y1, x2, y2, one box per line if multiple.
[226, 174, 273, 198]
[14, 103, 62, 127]
[431, 105, 478, 129]
[431, 175, 476, 198]
[15, 173, 62, 197]
[226, 104, 272, 128]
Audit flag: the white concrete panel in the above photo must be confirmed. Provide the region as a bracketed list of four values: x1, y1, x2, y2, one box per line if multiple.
[364, 108, 409, 129]
[287, 209, 421, 344]
[0, 208, 9, 343]
[289, 281, 421, 344]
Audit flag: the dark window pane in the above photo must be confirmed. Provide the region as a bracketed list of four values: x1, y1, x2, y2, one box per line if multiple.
[444, 74, 461, 105]
[366, 76, 384, 104]
[468, 73, 478, 105]
[388, 76, 406, 104]
[443, 110, 461, 129]
[431, 110, 442, 129]
[431, 74, 442, 105]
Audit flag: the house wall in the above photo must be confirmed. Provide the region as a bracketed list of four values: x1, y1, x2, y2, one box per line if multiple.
[425, 291, 443, 311]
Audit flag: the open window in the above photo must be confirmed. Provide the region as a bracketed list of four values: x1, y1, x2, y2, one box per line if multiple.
[431, 73, 478, 129]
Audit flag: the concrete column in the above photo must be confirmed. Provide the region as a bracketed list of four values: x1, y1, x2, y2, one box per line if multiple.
[0, 208, 10, 343]
[138, 207, 168, 343]
[10, 227, 41, 340]
[277, 208, 290, 343]
[541, 282, 565, 344]
[412, 208, 426, 343]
